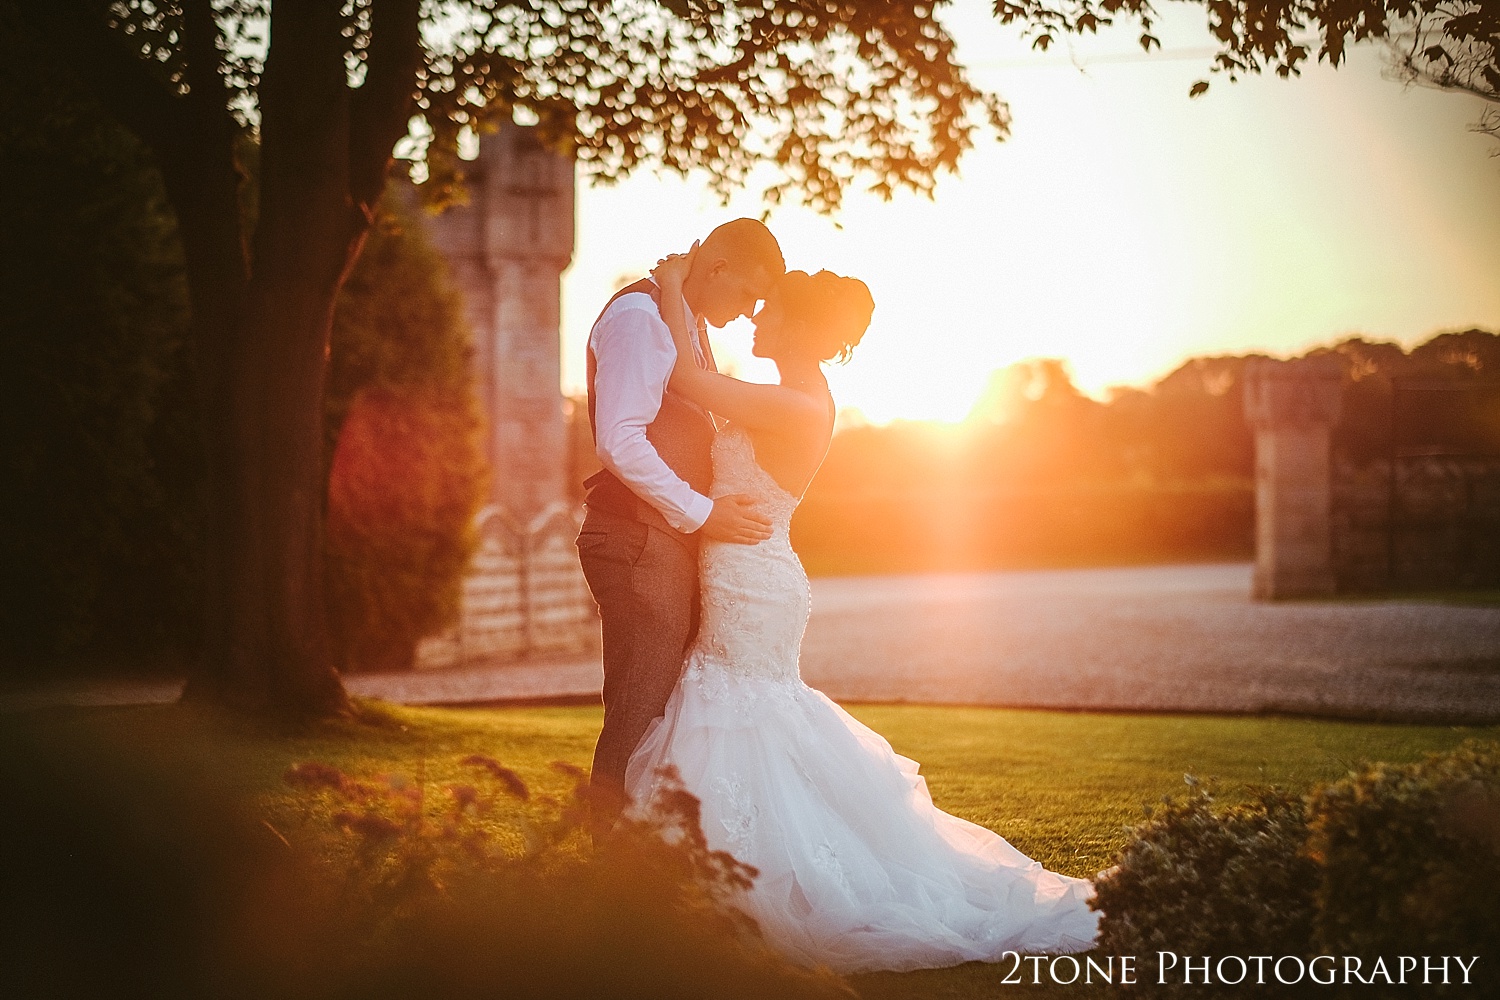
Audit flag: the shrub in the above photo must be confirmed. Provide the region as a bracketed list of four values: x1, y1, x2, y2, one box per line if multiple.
[325, 385, 484, 673]
[1308, 741, 1500, 977]
[324, 198, 486, 673]
[1090, 777, 1317, 997]
[1093, 742, 1500, 997]
[272, 755, 852, 1000]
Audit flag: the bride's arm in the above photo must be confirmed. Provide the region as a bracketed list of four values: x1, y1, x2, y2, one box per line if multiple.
[653, 251, 824, 433]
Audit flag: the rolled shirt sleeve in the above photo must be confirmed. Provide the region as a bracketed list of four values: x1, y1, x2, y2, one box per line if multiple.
[589, 295, 715, 533]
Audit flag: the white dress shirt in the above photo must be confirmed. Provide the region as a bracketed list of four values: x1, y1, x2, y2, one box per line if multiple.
[589, 277, 715, 533]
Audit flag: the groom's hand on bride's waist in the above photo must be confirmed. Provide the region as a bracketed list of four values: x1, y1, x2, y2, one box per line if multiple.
[699, 494, 773, 544]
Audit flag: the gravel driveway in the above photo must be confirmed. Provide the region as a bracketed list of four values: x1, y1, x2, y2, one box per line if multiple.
[800, 563, 1500, 722]
[7, 563, 1499, 722]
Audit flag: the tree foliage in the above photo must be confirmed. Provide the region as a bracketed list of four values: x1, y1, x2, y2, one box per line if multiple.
[1329, 327, 1500, 462]
[0, 16, 200, 673]
[1372, 1, 1498, 98]
[324, 198, 486, 674]
[992, 0, 1498, 139]
[89, 1, 1008, 212]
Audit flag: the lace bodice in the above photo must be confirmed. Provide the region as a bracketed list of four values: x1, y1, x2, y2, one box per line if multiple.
[707, 423, 802, 527]
[688, 425, 810, 685]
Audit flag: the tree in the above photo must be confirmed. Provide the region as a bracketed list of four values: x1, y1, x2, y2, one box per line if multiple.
[1387, 0, 1499, 108]
[8, 1, 1004, 718]
[991, 0, 1499, 143]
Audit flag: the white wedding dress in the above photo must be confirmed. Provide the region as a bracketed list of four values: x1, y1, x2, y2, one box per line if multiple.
[624, 425, 1101, 974]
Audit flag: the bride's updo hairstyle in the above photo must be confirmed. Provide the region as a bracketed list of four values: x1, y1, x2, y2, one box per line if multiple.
[767, 270, 875, 364]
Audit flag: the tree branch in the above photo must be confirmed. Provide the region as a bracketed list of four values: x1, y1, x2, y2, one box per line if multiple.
[349, 0, 422, 213]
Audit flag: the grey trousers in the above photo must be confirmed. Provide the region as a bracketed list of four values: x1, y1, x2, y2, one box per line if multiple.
[576, 507, 700, 798]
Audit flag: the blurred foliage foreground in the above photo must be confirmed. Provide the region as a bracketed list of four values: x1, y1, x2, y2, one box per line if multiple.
[0, 704, 847, 1000]
[2, 701, 1498, 999]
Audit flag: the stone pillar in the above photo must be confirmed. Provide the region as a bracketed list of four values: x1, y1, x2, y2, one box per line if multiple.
[413, 123, 593, 669]
[1243, 356, 1344, 598]
[425, 123, 576, 520]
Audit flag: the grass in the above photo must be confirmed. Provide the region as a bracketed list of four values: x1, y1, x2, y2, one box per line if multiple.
[5, 699, 1497, 999]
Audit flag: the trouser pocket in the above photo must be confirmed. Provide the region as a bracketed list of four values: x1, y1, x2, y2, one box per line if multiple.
[576, 515, 651, 588]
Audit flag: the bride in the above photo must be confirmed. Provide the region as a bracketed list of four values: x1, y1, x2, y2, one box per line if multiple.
[623, 250, 1102, 974]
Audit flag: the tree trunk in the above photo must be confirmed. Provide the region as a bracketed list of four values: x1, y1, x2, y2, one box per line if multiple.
[28, 1, 419, 718]
[153, 109, 252, 711]
[182, 2, 366, 717]
[208, 261, 357, 717]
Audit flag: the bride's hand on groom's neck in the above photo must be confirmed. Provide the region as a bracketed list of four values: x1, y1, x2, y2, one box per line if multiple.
[651, 242, 696, 291]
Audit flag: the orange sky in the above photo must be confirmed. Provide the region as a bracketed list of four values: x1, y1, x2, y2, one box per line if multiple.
[554, 6, 1500, 423]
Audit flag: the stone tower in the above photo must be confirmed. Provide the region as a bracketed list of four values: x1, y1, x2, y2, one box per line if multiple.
[423, 123, 576, 520]
[413, 124, 595, 666]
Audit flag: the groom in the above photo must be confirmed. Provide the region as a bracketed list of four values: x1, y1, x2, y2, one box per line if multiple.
[577, 218, 785, 817]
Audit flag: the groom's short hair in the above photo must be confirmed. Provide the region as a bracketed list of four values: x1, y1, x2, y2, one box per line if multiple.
[701, 218, 785, 279]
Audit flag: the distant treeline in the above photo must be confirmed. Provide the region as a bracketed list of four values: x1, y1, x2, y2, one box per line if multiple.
[571, 329, 1500, 577]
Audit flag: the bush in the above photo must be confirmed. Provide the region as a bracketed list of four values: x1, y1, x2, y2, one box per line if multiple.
[325, 386, 485, 673]
[276, 755, 852, 1000]
[1093, 743, 1500, 997]
[324, 199, 486, 673]
[1090, 778, 1317, 997]
[1309, 741, 1500, 971]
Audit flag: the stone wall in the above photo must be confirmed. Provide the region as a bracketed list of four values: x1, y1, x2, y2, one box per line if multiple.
[1245, 358, 1500, 597]
[1243, 356, 1343, 598]
[414, 503, 596, 668]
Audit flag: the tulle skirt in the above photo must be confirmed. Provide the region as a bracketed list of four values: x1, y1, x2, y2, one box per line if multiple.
[624, 658, 1102, 974]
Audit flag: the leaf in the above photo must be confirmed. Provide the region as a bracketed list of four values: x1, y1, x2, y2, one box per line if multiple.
[1189, 80, 1210, 97]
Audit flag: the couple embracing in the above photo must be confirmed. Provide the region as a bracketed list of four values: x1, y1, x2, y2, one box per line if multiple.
[575, 219, 1101, 974]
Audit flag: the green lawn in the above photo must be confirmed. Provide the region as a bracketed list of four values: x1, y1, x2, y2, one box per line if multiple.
[6, 699, 1496, 998]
